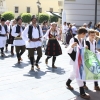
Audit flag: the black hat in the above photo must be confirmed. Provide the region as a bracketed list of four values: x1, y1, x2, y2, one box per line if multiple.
[1, 17, 6, 22]
[31, 15, 37, 21]
[16, 16, 22, 22]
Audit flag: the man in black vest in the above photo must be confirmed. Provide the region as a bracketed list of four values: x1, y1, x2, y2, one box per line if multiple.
[11, 16, 25, 63]
[0, 17, 9, 57]
[66, 27, 90, 99]
[22, 15, 43, 70]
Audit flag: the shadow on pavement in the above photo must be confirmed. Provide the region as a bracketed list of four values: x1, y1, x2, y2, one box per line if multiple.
[12, 62, 29, 69]
[23, 70, 46, 79]
[45, 66, 66, 75]
[0, 54, 16, 60]
[69, 90, 100, 100]
[65, 87, 80, 97]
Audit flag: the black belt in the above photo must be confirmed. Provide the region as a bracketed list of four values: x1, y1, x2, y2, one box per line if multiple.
[0, 34, 6, 37]
[14, 37, 22, 40]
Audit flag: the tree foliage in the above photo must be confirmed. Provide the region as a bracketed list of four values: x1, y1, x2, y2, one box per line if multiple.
[38, 13, 49, 23]
[2, 11, 15, 20]
[21, 13, 31, 23]
[50, 15, 58, 22]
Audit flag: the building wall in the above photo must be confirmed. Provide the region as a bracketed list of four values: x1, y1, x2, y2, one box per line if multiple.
[0, 0, 6, 14]
[64, 0, 100, 26]
[5, 0, 59, 17]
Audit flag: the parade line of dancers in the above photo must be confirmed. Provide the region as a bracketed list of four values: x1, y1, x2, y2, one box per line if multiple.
[0, 15, 100, 99]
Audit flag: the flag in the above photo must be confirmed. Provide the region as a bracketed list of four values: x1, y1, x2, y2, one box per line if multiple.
[75, 47, 100, 81]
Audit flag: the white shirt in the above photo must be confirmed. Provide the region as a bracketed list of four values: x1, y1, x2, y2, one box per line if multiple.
[62, 25, 69, 33]
[86, 37, 96, 53]
[11, 25, 25, 46]
[44, 29, 59, 39]
[0, 25, 9, 41]
[66, 35, 83, 65]
[22, 25, 43, 48]
[72, 26, 77, 35]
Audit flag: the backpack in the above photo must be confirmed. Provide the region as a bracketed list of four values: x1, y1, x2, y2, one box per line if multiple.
[68, 37, 79, 61]
[28, 25, 41, 40]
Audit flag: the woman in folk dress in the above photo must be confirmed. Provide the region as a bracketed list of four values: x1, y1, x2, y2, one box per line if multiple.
[44, 22, 62, 68]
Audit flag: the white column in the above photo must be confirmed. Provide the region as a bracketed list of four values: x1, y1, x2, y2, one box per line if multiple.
[62, 0, 66, 26]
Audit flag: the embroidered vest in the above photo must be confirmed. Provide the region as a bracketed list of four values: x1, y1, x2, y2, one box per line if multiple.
[28, 25, 41, 40]
[0, 25, 8, 33]
[83, 40, 96, 52]
[15, 25, 25, 37]
[68, 38, 79, 61]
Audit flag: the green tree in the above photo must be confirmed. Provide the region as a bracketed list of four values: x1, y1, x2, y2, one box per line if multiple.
[39, 13, 49, 23]
[50, 15, 58, 22]
[2, 11, 15, 20]
[21, 13, 31, 23]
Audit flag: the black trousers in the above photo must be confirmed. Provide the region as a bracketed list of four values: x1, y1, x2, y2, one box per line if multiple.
[28, 47, 42, 66]
[15, 45, 25, 60]
[0, 47, 4, 54]
[46, 56, 56, 66]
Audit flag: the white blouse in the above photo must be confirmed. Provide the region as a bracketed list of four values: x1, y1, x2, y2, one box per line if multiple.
[44, 29, 59, 39]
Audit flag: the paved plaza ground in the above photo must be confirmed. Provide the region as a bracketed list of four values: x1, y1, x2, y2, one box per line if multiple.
[0, 43, 100, 100]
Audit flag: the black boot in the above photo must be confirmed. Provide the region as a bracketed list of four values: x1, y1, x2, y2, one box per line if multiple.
[35, 56, 41, 69]
[1, 48, 5, 57]
[5, 44, 8, 52]
[94, 81, 100, 91]
[52, 56, 57, 68]
[11, 46, 14, 56]
[30, 57, 34, 70]
[80, 87, 90, 99]
[17, 53, 20, 63]
[66, 79, 74, 90]
[83, 81, 88, 90]
[45, 56, 51, 65]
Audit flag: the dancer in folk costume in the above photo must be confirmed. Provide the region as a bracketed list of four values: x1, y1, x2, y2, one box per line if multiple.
[8, 19, 16, 55]
[5, 20, 10, 52]
[11, 16, 25, 63]
[95, 30, 100, 52]
[0, 18, 9, 57]
[66, 24, 73, 45]
[22, 15, 43, 70]
[41, 21, 48, 51]
[83, 29, 100, 91]
[44, 22, 62, 68]
[66, 27, 90, 99]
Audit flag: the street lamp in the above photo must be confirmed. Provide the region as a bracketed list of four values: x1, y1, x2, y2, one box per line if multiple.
[94, 0, 97, 26]
[36, 0, 41, 23]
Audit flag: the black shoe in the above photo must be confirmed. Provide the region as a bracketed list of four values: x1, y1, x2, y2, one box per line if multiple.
[80, 94, 90, 99]
[66, 80, 74, 90]
[11, 52, 14, 56]
[35, 63, 40, 69]
[45, 59, 48, 65]
[5, 48, 8, 52]
[67, 85, 74, 90]
[83, 85, 88, 90]
[1, 53, 5, 57]
[18, 60, 20, 64]
[31, 66, 34, 70]
[52, 65, 57, 68]
[94, 86, 100, 91]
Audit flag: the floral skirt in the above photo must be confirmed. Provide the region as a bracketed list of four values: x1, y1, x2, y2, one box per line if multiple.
[45, 39, 62, 56]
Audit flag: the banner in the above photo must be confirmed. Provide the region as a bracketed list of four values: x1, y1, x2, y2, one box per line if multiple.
[75, 47, 100, 81]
